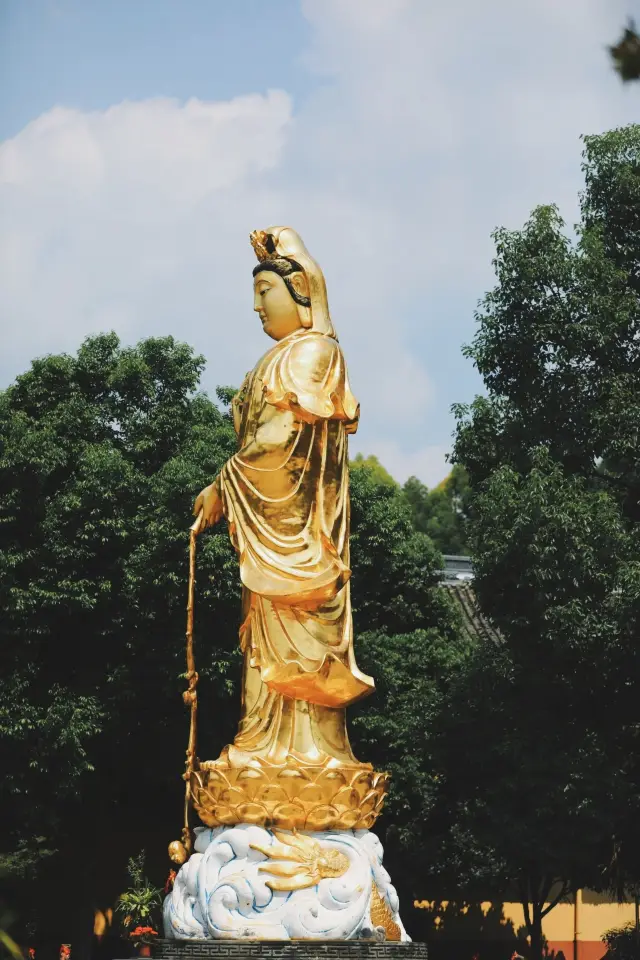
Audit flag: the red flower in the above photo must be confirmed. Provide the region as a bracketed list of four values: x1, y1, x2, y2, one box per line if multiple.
[59, 946, 71, 960]
[129, 927, 158, 939]
[164, 869, 177, 893]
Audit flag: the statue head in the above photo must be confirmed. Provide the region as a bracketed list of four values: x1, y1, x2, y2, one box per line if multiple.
[250, 227, 336, 340]
[252, 256, 312, 342]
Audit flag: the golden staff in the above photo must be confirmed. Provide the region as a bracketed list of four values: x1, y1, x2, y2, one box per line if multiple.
[168, 508, 203, 866]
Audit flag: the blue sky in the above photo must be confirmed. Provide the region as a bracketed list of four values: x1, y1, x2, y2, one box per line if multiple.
[0, 1, 313, 138]
[1, 0, 637, 484]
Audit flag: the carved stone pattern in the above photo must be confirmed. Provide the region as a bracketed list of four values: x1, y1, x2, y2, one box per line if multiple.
[191, 763, 388, 831]
[153, 941, 428, 960]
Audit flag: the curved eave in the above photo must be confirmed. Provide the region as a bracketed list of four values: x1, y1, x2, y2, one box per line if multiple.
[441, 582, 503, 646]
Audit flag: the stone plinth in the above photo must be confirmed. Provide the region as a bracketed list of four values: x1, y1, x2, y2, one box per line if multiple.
[153, 941, 427, 960]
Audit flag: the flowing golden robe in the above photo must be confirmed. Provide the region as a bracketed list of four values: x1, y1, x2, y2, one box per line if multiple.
[216, 328, 374, 769]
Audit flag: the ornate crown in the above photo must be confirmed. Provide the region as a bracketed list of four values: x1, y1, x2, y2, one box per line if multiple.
[250, 229, 276, 263]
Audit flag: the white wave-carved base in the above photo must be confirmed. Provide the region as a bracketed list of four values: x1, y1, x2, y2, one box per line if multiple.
[163, 824, 409, 942]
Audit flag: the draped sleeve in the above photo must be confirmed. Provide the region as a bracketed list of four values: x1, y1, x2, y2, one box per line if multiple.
[215, 333, 357, 606]
[262, 333, 359, 431]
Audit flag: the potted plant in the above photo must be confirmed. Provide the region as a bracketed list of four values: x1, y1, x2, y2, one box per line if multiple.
[116, 852, 162, 957]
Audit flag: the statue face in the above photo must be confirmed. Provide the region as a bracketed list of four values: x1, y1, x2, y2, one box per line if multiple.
[253, 270, 304, 341]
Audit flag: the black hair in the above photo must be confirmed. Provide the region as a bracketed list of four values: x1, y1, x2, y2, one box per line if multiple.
[252, 257, 311, 308]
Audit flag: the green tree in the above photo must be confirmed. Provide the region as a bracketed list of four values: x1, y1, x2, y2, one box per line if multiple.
[349, 464, 457, 635]
[430, 453, 630, 958]
[350, 452, 398, 488]
[610, 22, 640, 82]
[0, 333, 240, 947]
[402, 464, 471, 554]
[448, 123, 640, 955]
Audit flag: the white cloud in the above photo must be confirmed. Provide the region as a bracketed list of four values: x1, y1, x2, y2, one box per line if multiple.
[0, 90, 292, 379]
[1, 0, 637, 484]
[1, 92, 291, 196]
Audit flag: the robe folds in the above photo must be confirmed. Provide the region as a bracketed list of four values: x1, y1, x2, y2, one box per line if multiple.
[216, 328, 374, 767]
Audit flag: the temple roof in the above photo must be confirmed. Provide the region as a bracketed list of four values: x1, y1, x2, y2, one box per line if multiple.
[438, 555, 502, 646]
[439, 554, 474, 585]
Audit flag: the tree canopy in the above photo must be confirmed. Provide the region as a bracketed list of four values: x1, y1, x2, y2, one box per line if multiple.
[610, 22, 640, 82]
[0, 333, 241, 945]
[402, 465, 471, 555]
[350, 452, 398, 488]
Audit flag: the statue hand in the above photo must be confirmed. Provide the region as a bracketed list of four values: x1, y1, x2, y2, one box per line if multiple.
[194, 482, 223, 532]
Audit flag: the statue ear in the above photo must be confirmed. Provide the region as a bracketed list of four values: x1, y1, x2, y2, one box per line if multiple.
[289, 272, 310, 299]
[288, 272, 312, 327]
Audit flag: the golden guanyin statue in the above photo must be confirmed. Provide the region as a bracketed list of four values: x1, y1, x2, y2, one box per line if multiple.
[163, 228, 407, 944]
[188, 226, 386, 833]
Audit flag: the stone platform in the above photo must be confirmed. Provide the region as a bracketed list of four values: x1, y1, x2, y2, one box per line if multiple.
[153, 940, 427, 960]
